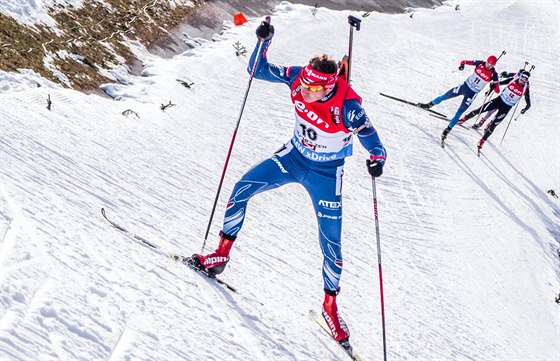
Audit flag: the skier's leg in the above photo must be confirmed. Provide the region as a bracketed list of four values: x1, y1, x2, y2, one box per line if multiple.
[222, 145, 298, 236]
[432, 84, 462, 105]
[482, 106, 509, 141]
[192, 144, 298, 274]
[478, 103, 511, 149]
[463, 98, 497, 121]
[420, 84, 462, 109]
[303, 162, 350, 342]
[474, 108, 498, 129]
[447, 87, 477, 128]
[304, 164, 344, 292]
[483, 108, 498, 123]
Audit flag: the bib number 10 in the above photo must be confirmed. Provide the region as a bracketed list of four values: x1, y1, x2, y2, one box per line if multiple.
[299, 124, 318, 140]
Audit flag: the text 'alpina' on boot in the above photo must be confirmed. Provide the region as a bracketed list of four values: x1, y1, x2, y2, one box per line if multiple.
[191, 232, 236, 275]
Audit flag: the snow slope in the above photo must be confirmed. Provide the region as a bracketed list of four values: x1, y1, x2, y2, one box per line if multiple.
[1, 1, 559, 360]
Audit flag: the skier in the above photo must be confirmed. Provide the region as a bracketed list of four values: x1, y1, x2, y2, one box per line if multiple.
[469, 70, 516, 129]
[418, 55, 501, 143]
[189, 18, 387, 351]
[458, 69, 532, 150]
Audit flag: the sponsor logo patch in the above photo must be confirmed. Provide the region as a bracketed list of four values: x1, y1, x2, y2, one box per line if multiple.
[318, 200, 342, 209]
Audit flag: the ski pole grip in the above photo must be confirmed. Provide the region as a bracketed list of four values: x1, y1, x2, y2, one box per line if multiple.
[348, 15, 361, 31]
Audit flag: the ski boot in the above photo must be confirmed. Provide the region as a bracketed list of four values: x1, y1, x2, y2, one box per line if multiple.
[440, 126, 451, 146]
[472, 120, 485, 129]
[418, 101, 434, 109]
[457, 117, 467, 125]
[476, 138, 486, 156]
[477, 138, 486, 150]
[189, 232, 235, 275]
[322, 290, 351, 347]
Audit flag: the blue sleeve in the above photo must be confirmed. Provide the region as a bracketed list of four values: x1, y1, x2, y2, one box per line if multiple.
[342, 99, 387, 164]
[247, 40, 301, 87]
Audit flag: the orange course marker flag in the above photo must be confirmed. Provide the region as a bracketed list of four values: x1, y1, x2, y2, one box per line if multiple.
[233, 12, 248, 26]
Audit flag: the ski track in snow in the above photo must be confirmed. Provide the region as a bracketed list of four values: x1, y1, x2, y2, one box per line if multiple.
[1, 1, 559, 360]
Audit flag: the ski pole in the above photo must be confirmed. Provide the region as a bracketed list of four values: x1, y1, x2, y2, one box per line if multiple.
[201, 19, 268, 253]
[346, 15, 361, 84]
[346, 16, 388, 361]
[500, 64, 534, 145]
[372, 178, 388, 361]
[499, 106, 518, 145]
[474, 91, 493, 124]
[500, 88, 523, 145]
[497, 50, 506, 61]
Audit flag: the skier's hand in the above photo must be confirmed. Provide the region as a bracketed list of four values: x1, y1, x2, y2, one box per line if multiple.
[493, 84, 500, 94]
[485, 83, 494, 96]
[366, 157, 383, 178]
[256, 17, 274, 41]
[458, 63, 465, 71]
[500, 71, 509, 78]
[520, 108, 528, 114]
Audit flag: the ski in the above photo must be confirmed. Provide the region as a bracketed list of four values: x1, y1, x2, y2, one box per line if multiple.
[100, 208, 237, 292]
[455, 121, 471, 130]
[429, 112, 447, 121]
[379, 92, 448, 118]
[309, 310, 363, 361]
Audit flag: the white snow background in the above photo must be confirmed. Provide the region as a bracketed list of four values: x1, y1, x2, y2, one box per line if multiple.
[1, 1, 559, 360]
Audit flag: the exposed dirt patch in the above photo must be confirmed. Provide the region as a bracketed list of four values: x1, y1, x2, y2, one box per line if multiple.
[0, 0, 206, 92]
[0, 0, 441, 92]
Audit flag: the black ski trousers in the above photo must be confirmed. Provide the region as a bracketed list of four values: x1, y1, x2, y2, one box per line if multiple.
[464, 97, 513, 140]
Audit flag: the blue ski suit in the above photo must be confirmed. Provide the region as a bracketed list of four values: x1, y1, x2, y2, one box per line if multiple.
[221, 40, 386, 292]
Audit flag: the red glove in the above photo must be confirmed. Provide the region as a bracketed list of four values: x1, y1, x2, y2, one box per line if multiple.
[493, 84, 500, 94]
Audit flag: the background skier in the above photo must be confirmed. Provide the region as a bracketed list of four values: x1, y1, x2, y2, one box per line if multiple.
[458, 69, 532, 150]
[188, 18, 387, 352]
[418, 56, 500, 143]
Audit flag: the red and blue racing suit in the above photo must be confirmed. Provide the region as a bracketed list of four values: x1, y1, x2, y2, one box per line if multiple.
[221, 40, 386, 292]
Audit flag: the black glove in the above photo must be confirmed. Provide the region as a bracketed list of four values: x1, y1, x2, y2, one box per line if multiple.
[483, 82, 494, 96]
[520, 108, 528, 114]
[256, 18, 274, 41]
[458, 63, 465, 71]
[366, 158, 383, 178]
[500, 71, 509, 78]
